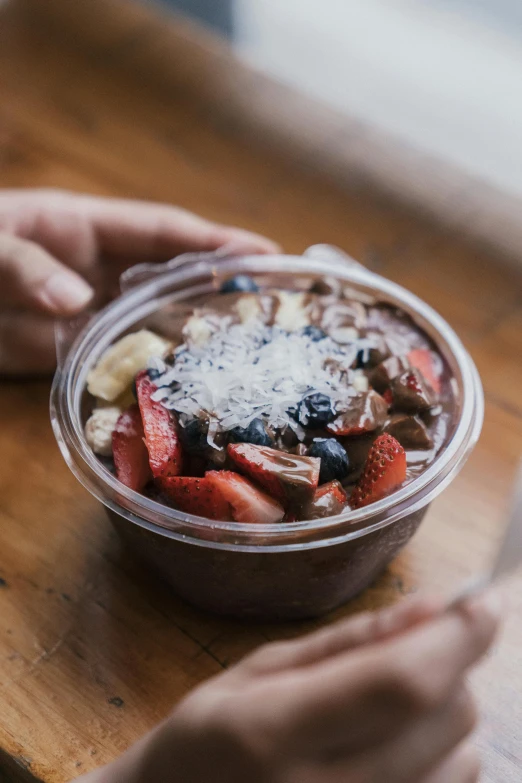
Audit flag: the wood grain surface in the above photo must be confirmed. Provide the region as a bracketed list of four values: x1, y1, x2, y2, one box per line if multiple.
[0, 2, 521, 781]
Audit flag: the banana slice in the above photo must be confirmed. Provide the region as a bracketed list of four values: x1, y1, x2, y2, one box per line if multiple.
[274, 292, 310, 331]
[235, 294, 262, 324]
[87, 329, 171, 402]
[183, 315, 212, 346]
[85, 406, 122, 456]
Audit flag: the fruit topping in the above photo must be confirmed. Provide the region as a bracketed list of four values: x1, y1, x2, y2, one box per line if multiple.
[308, 438, 350, 484]
[151, 323, 361, 443]
[136, 370, 184, 479]
[391, 369, 435, 412]
[354, 340, 390, 369]
[384, 413, 433, 450]
[220, 274, 259, 294]
[229, 418, 273, 447]
[112, 405, 153, 491]
[183, 314, 213, 346]
[161, 476, 232, 520]
[407, 349, 442, 395]
[350, 433, 407, 509]
[274, 291, 311, 331]
[296, 392, 336, 428]
[87, 330, 171, 402]
[327, 390, 388, 437]
[299, 480, 347, 520]
[369, 355, 411, 394]
[227, 443, 320, 505]
[301, 325, 327, 341]
[85, 406, 122, 457]
[180, 418, 209, 454]
[206, 471, 285, 523]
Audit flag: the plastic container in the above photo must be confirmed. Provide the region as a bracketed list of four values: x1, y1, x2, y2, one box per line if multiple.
[50, 245, 484, 619]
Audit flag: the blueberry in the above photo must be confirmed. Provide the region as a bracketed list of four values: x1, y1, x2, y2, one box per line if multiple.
[297, 393, 335, 428]
[355, 349, 367, 369]
[220, 275, 259, 294]
[181, 418, 209, 453]
[309, 438, 350, 483]
[229, 418, 272, 447]
[302, 325, 326, 341]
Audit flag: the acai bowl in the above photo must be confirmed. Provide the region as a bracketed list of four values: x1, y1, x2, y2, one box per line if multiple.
[51, 245, 483, 619]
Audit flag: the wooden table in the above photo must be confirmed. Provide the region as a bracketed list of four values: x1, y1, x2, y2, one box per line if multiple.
[0, 2, 521, 781]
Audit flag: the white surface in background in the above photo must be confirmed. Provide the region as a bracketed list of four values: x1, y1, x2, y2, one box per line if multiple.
[233, 0, 522, 200]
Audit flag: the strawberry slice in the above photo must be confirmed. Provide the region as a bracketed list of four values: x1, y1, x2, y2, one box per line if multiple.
[227, 443, 320, 506]
[350, 433, 407, 509]
[136, 370, 183, 479]
[300, 480, 347, 520]
[161, 476, 232, 520]
[407, 349, 441, 395]
[315, 480, 347, 504]
[206, 471, 285, 524]
[112, 404, 152, 491]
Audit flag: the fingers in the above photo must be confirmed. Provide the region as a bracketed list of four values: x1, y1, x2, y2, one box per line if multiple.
[0, 311, 57, 375]
[376, 685, 478, 782]
[421, 743, 480, 783]
[261, 589, 501, 756]
[0, 232, 93, 316]
[292, 690, 478, 783]
[64, 193, 280, 261]
[243, 595, 444, 676]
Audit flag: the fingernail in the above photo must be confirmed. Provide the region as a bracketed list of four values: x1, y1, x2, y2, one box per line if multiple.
[40, 272, 94, 314]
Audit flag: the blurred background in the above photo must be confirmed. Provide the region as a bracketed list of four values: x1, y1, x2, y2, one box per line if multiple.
[160, 0, 522, 226]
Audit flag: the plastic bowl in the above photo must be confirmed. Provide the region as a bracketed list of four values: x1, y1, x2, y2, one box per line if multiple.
[50, 245, 483, 619]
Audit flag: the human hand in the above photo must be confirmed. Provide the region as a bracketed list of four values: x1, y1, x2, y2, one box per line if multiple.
[0, 189, 279, 375]
[83, 590, 501, 783]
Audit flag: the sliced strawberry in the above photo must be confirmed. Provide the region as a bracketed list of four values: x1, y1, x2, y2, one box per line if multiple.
[315, 480, 347, 504]
[161, 476, 232, 520]
[407, 349, 441, 395]
[112, 404, 152, 491]
[350, 433, 407, 509]
[327, 391, 388, 436]
[135, 370, 183, 479]
[227, 443, 320, 505]
[300, 480, 347, 520]
[206, 470, 285, 524]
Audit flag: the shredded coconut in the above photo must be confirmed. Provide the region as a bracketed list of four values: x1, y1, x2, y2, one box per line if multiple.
[149, 314, 377, 449]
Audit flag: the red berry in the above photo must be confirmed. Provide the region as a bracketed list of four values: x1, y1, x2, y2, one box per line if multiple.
[407, 349, 441, 395]
[227, 443, 320, 506]
[135, 370, 183, 479]
[112, 404, 152, 491]
[206, 471, 285, 524]
[161, 476, 232, 520]
[350, 433, 407, 509]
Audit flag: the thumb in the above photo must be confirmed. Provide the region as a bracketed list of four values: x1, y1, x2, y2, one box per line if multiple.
[0, 232, 93, 316]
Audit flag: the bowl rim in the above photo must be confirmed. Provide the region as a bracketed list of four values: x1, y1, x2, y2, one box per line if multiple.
[50, 249, 484, 552]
